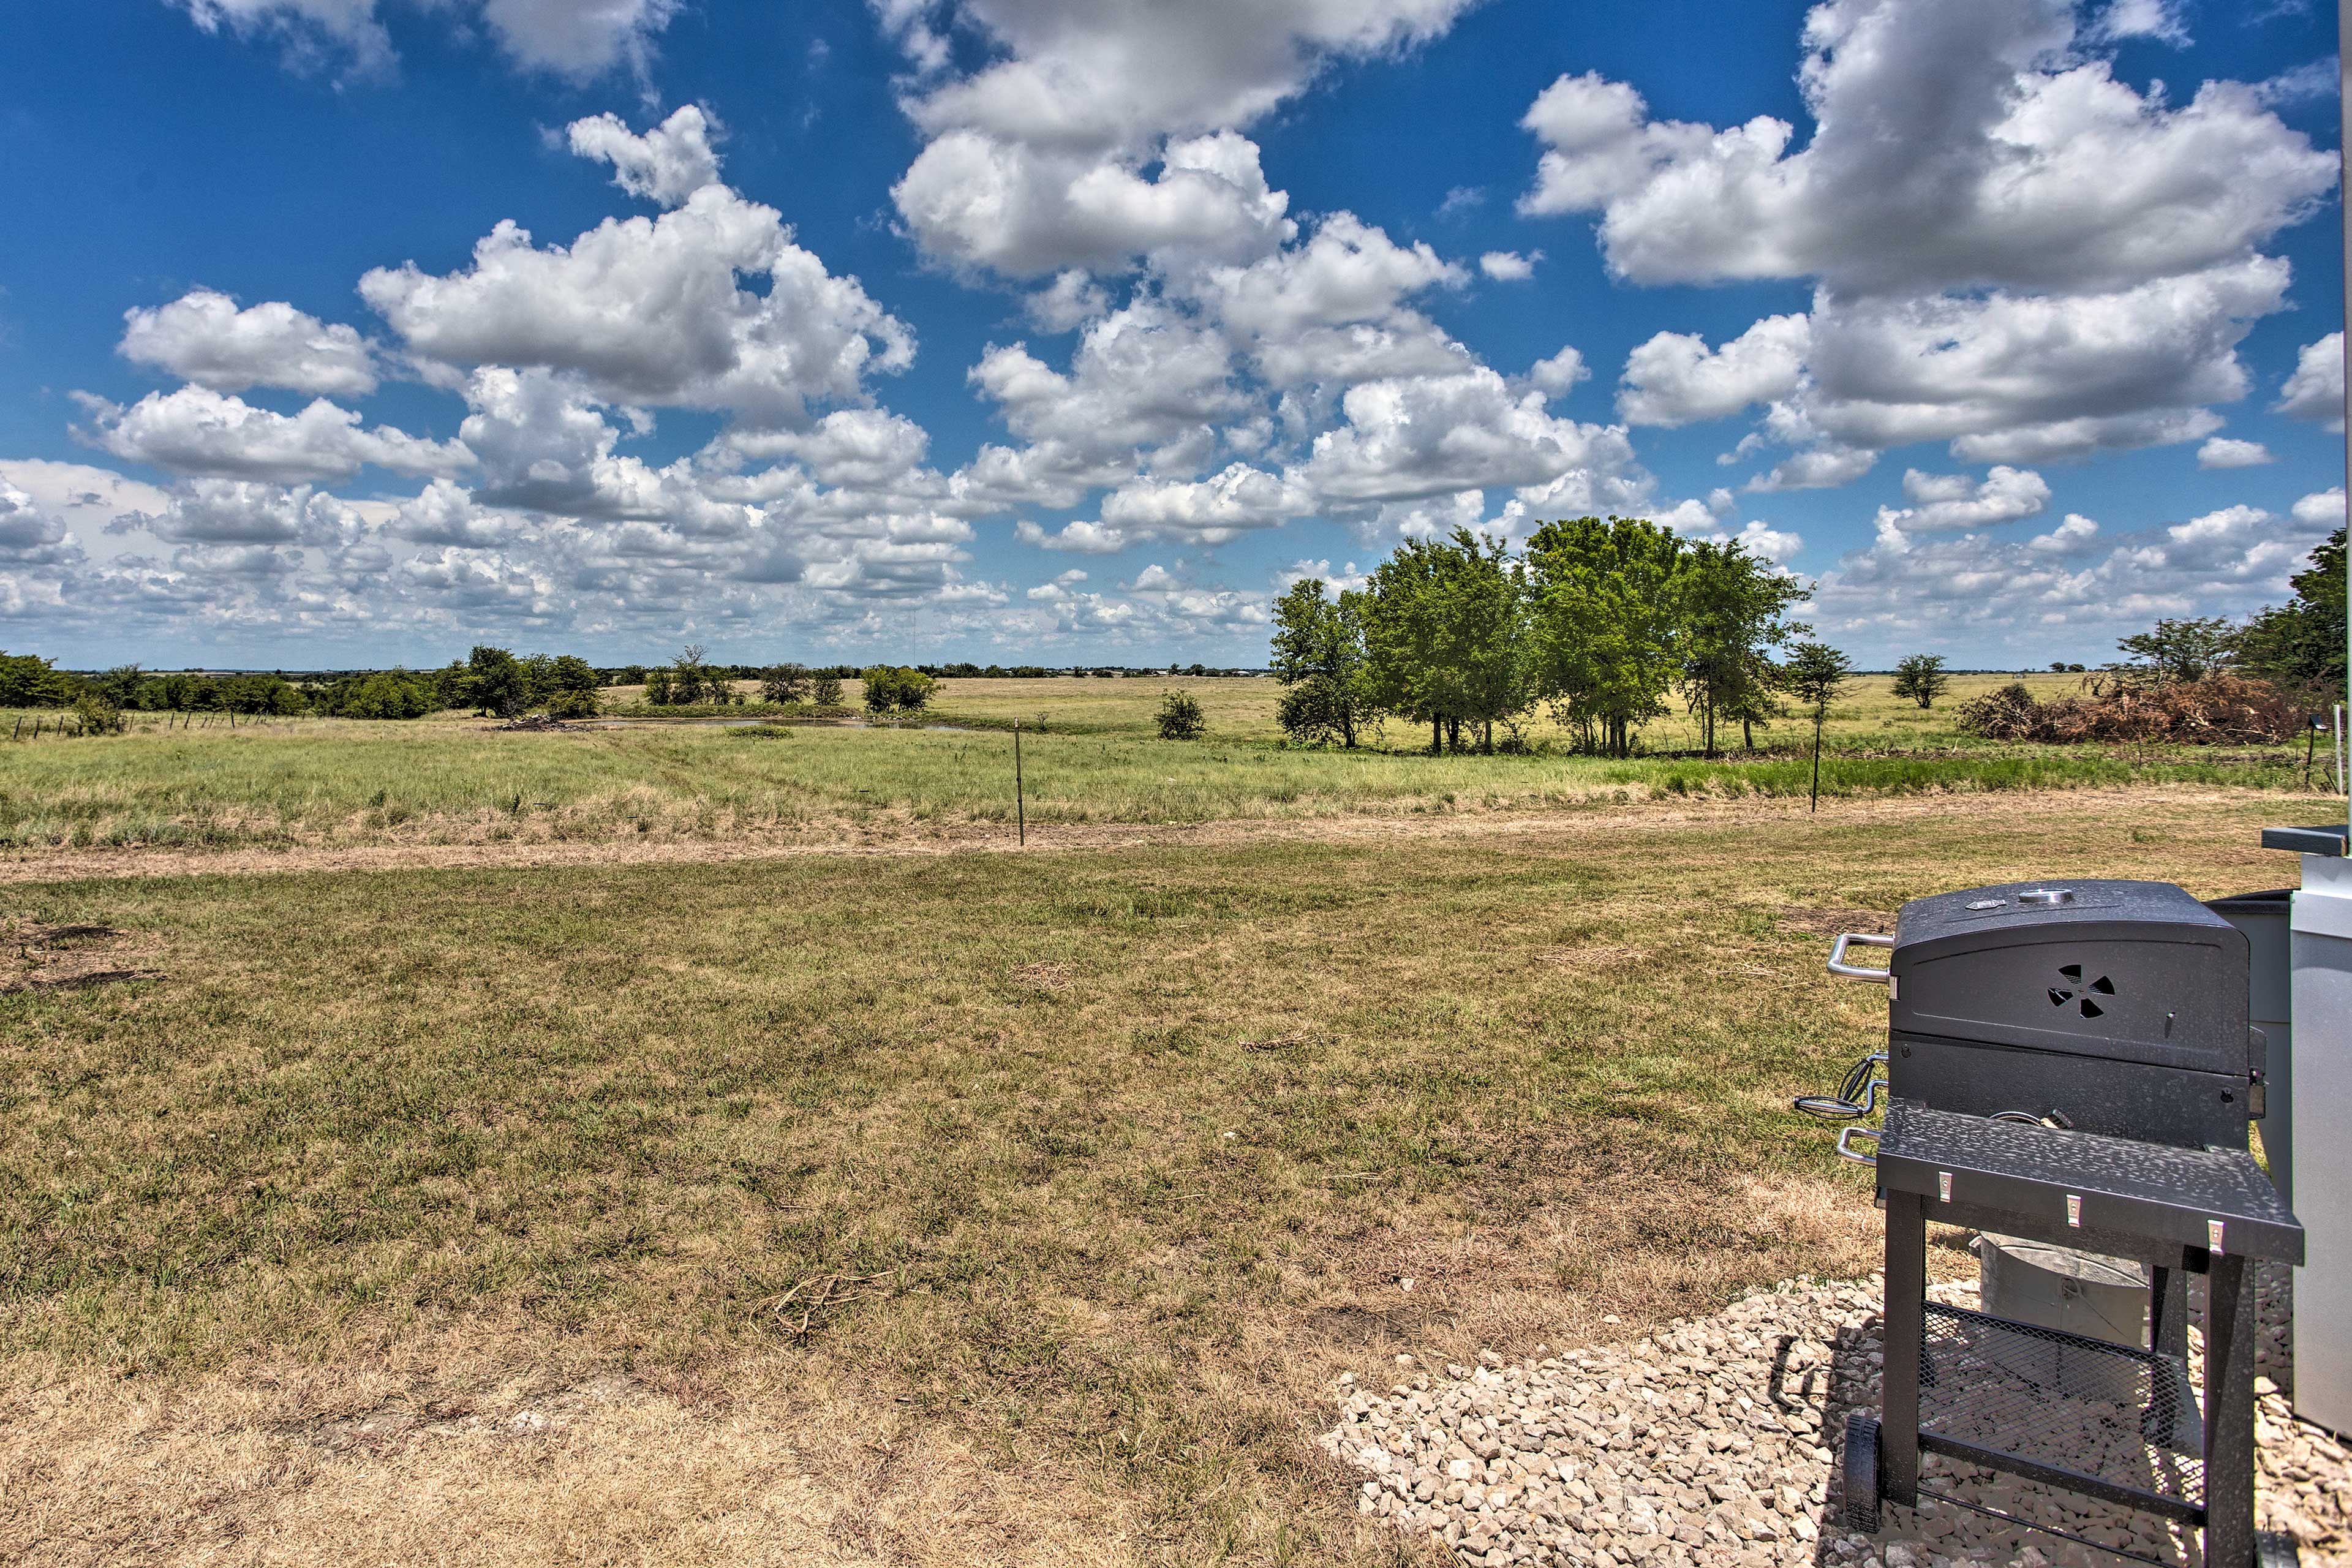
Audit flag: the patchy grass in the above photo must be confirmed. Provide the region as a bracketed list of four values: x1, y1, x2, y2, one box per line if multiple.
[0, 789, 2297, 1564]
[0, 679, 2318, 859]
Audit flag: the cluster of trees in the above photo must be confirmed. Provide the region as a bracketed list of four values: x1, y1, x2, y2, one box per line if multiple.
[756, 663, 845, 707]
[1272, 519, 1832, 757]
[0, 647, 605, 722]
[860, 666, 939, 714]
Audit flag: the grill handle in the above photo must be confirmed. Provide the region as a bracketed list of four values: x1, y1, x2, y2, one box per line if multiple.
[1835, 1126, 1880, 1167]
[1826, 931, 1894, 982]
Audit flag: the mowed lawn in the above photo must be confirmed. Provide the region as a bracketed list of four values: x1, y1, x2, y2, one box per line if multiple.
[0, 673, 2316, 856]
[0, 789, 2299, 1565]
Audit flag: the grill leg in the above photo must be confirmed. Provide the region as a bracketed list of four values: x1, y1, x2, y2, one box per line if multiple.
[2151, 1261, 2188, 1361]
[2205, 1250, 2256, 1566]
[1882, 1188, 1925, 1507]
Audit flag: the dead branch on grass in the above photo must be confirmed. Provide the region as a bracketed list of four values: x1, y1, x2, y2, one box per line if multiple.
[5, 919, 162, 995]
[763, 1268, 904, 1339]
[1240, 1031, 1335, 1052]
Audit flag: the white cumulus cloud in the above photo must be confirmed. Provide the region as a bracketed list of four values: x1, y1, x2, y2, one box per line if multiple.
[119, 288, 381, 398]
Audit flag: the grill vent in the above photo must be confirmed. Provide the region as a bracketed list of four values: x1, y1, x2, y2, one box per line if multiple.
[2046, 963, 2116, 1019]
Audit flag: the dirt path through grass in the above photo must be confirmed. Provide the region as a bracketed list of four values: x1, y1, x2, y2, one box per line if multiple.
[0, 782, 2303, 885]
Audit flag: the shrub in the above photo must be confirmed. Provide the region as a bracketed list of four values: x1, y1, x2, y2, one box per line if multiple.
[1156, 690, 1207, 740]
[1956, 671, 2301, 745]
[810, 673, 843, 707]
[70, 695, 125, 735]
[544, 687, 600, 720]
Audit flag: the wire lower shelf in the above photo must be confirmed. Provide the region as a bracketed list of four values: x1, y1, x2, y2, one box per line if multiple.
[1918, 1302, 2206, 1523]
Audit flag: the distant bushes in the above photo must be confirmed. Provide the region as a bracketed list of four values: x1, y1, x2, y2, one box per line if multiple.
[324, 671, 441, 719]
[1957, 671, 2302, 745]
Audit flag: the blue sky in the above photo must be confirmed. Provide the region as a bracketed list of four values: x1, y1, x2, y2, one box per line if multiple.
[0, 0, 2342, 669]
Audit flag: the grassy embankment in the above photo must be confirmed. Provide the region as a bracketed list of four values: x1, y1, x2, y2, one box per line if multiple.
[0, 790, 2299, 1564]
[0, 675, 2320, 856]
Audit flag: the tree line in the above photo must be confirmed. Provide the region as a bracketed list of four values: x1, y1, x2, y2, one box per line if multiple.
[1270, 518, 1834, 757]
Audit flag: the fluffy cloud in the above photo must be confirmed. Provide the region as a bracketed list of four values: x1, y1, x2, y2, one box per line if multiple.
[360, 184, 914, 428]
[2276, 332, 2345, 429]
[1619, 314, 1807, 428]
[734, 409, 936, 494]
[1097, 462, 1316, 543]
[885, 0, 1476, 153]
[1871, 465, 2050, 537]
[881, 0, 1474, 277]
[1746, 445, 1875, 492]
[0, 487, 77, 566]
[74, 385, 472, 484]
[2293, 486, 2346, 529]
[960, 300, 1249, 505]
[1191, 212, 1461, 345]
[892, 130, 1295, 277]
[1014, 519, 1127, 552]
[1532, 0, 2329, 488]
[567, 105, 722, 207]
[2196, 437, 2272, 469]
[1479, 251, 1539, 281]
[1527, 346, 1589, 397]
[119, 288, 380, 398]
[164, 0, 679, 80]
[1294, 367, 1637, 505]
[1517, 2, 2330, 296]
[105, 477, 370, 547]
[1623, 258, 2286, 472]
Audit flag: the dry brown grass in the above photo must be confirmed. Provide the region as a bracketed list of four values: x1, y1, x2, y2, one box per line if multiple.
[0, 786, 2299, 1565]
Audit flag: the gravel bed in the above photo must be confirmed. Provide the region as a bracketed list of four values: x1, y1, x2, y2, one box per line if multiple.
[1324, 1264, 2349, 1566]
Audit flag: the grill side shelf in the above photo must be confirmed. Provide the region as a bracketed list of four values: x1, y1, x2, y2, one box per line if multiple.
[1874, 1101, 2304, 1264]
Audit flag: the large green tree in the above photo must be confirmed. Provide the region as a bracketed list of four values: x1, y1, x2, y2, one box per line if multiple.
[1268, 578, 1373, 747]
[1522, 517, 1684, 758]
[1359, 529, 1528, 754]
[466, 646, 529, 716]
[1676, 539, 1810, 756]
[2237, 527, 2346, 699]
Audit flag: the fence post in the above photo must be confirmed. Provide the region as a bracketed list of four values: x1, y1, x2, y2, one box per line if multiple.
[1014, 721, 1025, 846]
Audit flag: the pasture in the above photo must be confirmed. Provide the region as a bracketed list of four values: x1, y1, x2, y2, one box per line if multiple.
[0, 674, 2316, 861]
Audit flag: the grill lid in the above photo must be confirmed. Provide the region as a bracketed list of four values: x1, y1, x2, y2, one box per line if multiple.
[1890, 880, 2248, 1074]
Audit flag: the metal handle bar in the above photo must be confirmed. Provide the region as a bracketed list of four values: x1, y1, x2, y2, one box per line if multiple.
[1826, 932, 1894, 982]
[1836, 1126, 1880, 1167]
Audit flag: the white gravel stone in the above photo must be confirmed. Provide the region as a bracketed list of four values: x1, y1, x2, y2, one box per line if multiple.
[1322, 1262, 2348, 1566]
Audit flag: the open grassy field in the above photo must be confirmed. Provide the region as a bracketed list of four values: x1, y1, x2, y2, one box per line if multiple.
[0, 786, 2304, 1565]
[0, 676, 2320, 861]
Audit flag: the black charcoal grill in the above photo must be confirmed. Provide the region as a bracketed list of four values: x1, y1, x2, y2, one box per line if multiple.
[1798, 880, 2305, 1567]
[1827, 879, 2264, 1150]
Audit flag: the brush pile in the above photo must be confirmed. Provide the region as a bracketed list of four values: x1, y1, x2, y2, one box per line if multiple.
[1956, 672, 2302, 745]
